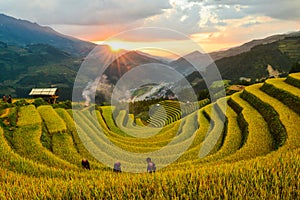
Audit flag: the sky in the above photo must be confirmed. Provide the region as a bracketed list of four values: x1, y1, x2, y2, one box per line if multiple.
[1, 0, 300, 56]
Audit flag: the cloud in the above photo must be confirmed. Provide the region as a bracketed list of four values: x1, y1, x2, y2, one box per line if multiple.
[145, 2, 222, 36]
[145, 4, 200, 34]
[212, 4, 247, 20]
[194, 15, 300, 52]
[1, 0, 299, 53]
[243, 0, 300, 21]
[0, 0, 171, 25]
[194, 0, 300, 21]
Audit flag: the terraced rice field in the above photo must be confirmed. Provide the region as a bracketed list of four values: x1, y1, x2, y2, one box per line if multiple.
[0, 73, 299, 199]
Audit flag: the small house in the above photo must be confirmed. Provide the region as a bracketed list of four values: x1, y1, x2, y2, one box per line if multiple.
[29, 88, 59, 104]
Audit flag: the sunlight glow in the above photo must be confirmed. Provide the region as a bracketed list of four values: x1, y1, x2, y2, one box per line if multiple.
[107, 41, 123, 52]
[94, 40, 129, 52]
[92, 39, 199, 58]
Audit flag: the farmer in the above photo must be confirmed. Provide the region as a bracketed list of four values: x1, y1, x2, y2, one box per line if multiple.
[81, 158, 90, 170]
[113, 161, 122, 172]
[2, 95, 6, 103]
[7, 95, 12, 103]
[146, 157, 156, 173]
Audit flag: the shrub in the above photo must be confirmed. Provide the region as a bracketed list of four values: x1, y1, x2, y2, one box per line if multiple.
[33, 98, 48, 107]
[13, 99, 29, 107]
[52, 100, 72, 109]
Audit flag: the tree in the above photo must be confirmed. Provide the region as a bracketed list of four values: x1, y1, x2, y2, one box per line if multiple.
[289, 62, 300, 73]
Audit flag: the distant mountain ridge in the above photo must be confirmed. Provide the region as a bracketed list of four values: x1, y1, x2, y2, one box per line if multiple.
[169, 51, 213, 76]
[104, 51, 165, 84]
[0, 14, 95, 56]
[209, 33, 299, 60]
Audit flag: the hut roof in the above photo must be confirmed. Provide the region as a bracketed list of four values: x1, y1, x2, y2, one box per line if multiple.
[29, 88, 57, 96]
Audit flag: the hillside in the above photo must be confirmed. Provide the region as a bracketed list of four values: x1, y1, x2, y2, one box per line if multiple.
[171, 31, 300, 84]
[0, 14, 97, 100]
[174, 34, 300, 88]
[0, 73, 299, 198]
[0, 14, 95, 56]
[0, 42, 81, 99]
[0, 40, 171, 102]
[211, 35, 300, 82]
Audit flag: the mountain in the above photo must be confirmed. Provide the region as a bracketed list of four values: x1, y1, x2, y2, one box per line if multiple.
[169, 51, 213, 76]
[210, 34, 300, 82]
[136, 51, 171, 64]
[0, 14, 95, 56]
[209, 32, 300, 60]
[104, 51, 165, 84]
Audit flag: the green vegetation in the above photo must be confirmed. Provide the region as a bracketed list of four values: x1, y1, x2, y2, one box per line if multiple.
[0, 73, 299, 199]
[285, 72, 300, 89]
[211, 35, 300, 82]
[32, 97, 48, 107]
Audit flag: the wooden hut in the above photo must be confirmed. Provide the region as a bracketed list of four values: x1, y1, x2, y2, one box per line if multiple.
[29, 88, 59, 104]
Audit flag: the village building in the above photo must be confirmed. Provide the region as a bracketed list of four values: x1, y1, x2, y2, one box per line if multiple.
[29, 88, 59, 104]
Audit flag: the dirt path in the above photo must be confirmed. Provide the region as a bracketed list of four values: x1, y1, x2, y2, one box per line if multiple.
[0, 108, 10, 118]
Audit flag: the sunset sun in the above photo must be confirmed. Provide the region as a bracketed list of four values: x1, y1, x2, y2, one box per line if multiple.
[92, 40, 128, 52]
[108, 41, 122, 52]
